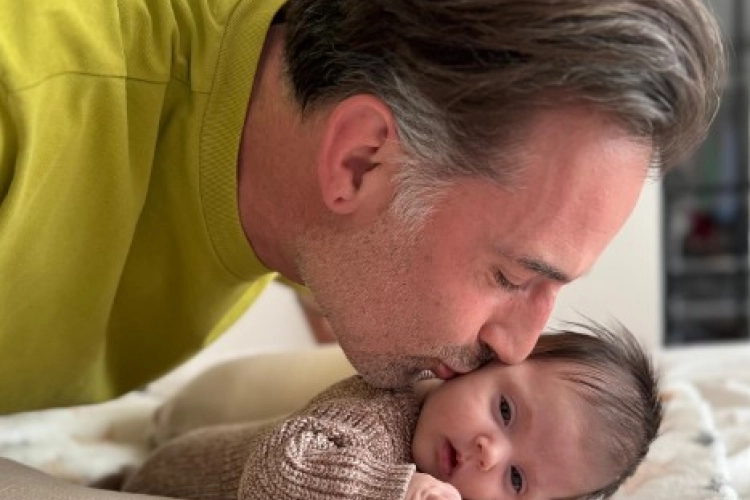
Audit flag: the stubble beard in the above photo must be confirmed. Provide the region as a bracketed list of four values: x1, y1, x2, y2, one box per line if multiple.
[341, 347, 491, 388]
[294, 211, 491, 388]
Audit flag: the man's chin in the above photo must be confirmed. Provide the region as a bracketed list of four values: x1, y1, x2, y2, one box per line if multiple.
[354, 361, 428, 389]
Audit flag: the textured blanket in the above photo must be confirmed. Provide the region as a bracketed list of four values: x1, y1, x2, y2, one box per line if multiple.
[613, 381, 739, 500]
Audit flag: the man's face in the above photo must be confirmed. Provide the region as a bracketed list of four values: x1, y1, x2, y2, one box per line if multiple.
[296, 107, 649, 387]
[412, 360, 612, 499]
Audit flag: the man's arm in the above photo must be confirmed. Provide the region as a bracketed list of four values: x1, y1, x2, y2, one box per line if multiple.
[0, 459, 174, 500]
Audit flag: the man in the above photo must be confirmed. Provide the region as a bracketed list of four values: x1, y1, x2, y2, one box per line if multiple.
[0, 0, 724, 414]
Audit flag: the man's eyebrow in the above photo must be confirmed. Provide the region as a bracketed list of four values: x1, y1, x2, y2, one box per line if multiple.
[518, 257, 571, 284]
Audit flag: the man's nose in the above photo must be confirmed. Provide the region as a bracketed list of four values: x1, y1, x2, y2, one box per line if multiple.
[473, 434, 508, 472]
[479, 287, 557, 364]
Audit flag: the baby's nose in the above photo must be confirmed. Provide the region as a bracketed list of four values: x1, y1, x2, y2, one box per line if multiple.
[474, 434, 507, 472]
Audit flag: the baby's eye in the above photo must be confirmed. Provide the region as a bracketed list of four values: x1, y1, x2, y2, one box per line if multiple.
[510, 466, 524, 494]
[500, 396, 512, 425]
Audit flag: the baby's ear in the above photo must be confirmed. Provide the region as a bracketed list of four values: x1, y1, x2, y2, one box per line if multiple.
[413, 377, 445, 403]
[659, 389, 676, 403]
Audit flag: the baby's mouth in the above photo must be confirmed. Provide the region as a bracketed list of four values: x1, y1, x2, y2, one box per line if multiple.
[439, 439, 459, 479]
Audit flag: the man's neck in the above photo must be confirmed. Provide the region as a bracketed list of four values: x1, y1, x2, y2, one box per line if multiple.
[236, 25, 321, 284]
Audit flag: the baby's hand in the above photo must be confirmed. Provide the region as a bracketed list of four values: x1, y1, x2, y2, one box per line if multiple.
[405, 472, 462, 500]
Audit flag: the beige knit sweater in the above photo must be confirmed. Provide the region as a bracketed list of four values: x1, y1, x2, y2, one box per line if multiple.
[123, 376, 421, 500]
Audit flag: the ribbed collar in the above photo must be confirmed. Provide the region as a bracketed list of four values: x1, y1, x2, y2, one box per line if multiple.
[199, 0, 286, 279]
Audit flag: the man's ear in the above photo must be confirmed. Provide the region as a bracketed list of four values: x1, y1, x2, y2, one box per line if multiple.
[316, 95, 400, 216]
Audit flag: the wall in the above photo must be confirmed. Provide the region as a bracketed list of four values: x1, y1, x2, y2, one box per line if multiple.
[547, 181, 663, 350]
[150, 283, 317, 396]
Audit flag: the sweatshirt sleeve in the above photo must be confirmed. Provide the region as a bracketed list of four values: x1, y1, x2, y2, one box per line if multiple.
[239, 414, 415, 500]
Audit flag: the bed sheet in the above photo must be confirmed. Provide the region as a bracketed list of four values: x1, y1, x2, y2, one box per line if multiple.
[613, 343, 750, 500]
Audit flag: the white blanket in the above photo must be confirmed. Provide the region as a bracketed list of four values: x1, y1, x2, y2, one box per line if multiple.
[613, 344, 750, 500]
[0, 392, 158, 485]
[613, 381, 738, 500]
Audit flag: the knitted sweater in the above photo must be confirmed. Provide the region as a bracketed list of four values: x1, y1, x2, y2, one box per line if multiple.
[123, 376, 421, 500]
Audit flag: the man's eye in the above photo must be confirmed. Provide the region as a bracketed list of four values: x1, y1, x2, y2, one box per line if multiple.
[510, 466, 524, 494]
[494, 270, 522, 292]
[500, 396, 512, 425]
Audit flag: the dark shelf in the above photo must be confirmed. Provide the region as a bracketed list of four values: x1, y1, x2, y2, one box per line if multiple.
[662, 0, 750, 346]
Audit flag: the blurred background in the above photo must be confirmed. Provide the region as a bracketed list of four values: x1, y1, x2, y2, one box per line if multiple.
[659, 0, 749, 346]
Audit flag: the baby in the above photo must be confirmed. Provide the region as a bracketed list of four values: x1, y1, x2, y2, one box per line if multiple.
[123, 322, 662, 500]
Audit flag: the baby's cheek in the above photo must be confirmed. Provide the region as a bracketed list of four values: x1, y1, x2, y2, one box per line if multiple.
[452, 471, 501, 500]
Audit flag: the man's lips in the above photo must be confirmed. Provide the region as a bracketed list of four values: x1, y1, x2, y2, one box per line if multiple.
[433, 363, 458, 380]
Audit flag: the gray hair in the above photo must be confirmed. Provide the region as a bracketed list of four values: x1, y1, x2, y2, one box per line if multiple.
[283, 0, 725, 224]
[529, 321, 663, 499]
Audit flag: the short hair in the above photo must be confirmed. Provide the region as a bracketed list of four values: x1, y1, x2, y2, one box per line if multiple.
[282, 0, 725, 222]
[528, 322, 663, 499]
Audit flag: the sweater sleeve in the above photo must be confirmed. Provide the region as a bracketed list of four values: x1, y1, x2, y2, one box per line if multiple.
[124, 377, 419, 500]
[240, 415, 416, 500]
[123, 423, 262, 500]
[124, 410, 416, 500]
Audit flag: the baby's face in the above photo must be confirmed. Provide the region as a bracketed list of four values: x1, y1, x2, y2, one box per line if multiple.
[412, 360, 611, 499]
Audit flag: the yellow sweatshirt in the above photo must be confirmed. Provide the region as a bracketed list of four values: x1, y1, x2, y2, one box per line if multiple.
[0, 0, 285, 413]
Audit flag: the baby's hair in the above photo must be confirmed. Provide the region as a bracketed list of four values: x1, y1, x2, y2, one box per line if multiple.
[528, 321, 663, 499]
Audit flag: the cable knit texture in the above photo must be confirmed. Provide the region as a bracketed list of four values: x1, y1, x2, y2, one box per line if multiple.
[124, 376, 420, 500]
